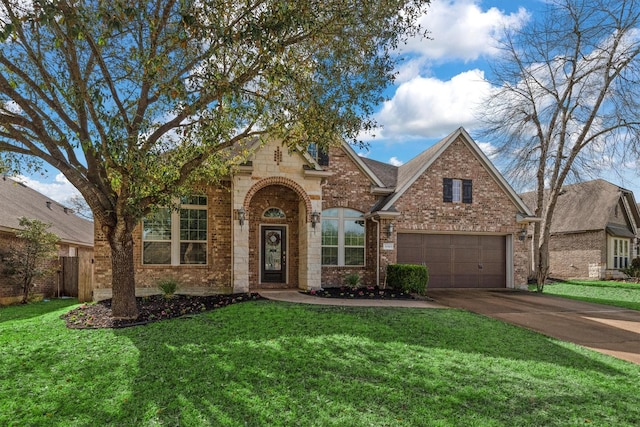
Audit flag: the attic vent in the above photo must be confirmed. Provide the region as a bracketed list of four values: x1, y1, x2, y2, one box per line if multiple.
[46, 201, 52, 209]
[64, 207, 69, 214]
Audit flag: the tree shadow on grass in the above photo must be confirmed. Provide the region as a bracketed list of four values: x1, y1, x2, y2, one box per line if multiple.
[110, 300, 640, 426]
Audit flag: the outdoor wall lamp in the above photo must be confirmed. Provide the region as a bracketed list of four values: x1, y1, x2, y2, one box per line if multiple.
[387, 222, 395, 237]
[518, 227, 527, 241]
[311, 211, 321, 228]
[237, 207, 246, 228]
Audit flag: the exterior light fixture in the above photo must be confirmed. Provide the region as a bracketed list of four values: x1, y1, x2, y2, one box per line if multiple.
[237, 207, 246, 228]
[518, 227, 527, 241]
[311, 211, 321, 228]
[387, 222, 394, 236]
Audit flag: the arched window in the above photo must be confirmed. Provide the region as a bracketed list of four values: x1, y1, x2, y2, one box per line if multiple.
[321, 208, 365, 266]
[263, 207, 286, 218]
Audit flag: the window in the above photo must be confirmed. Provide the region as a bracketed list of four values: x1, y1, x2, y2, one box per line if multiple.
[321, 208, 365, 266]
[443, 178, 472, 203]
[263, 207, 286, 218]
[143, 196, 207, 265]
[307, 143, 329, 166]
[612, 237, 630, 269]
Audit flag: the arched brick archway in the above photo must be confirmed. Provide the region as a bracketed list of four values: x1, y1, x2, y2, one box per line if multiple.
[243, 177, 313, 221]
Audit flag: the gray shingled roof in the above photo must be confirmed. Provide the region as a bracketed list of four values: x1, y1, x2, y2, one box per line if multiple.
[359, 157, 398, 188]
[0, 177, 93, 247]
[520, 179, 639, 234]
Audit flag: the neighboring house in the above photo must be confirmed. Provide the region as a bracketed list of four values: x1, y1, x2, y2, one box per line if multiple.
[0, 176, 94, 304]
[520, 179, 640, 280]
[92, 127, 537, 300]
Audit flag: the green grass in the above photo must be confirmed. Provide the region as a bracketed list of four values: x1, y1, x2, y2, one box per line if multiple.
[542, 280, 640, 310]
[2, 299, 640, 426]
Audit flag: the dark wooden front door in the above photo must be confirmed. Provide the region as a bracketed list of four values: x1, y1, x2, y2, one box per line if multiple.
[261, 226, 287, 283]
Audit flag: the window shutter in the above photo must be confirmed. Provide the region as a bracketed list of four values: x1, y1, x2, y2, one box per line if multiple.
[318, 149, 329, 166]
[443, 178, 453, 202]
[463, 179, 473, 203]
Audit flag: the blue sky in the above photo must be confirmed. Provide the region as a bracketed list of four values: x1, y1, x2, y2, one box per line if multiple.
[17, 0, 640, 204]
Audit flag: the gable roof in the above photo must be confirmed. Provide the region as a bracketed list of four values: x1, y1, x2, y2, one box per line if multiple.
[520, 179, 640, 235]
[370, 127, 533, 216]
[0, 177, 93, 247]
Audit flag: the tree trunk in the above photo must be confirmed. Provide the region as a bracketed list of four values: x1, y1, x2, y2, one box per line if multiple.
[21, 277, 30, 304]
[536, 237, 550, 292]
[107, 221, 138, 319]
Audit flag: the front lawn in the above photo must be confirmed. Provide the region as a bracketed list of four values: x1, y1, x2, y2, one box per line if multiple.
[542, 280, 640, 310]
[1, 298, 639, 426]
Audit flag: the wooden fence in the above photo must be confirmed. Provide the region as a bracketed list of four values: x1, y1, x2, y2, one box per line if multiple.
[59, 253, 93, 302]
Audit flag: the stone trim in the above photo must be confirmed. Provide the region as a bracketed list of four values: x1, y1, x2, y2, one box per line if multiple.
[243, 177, 313, 222]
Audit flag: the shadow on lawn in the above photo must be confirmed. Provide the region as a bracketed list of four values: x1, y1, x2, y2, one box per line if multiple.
[112, 300, 631, 426]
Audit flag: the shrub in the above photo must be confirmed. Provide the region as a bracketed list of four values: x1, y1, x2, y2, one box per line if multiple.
[623, 257, 640, 279]
[386, 264, 428, 295]
[345, 273, 361, 289]
[158, 278, 179, 298]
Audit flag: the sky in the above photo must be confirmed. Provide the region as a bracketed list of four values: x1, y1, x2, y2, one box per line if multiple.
[15, 0, 640, 206]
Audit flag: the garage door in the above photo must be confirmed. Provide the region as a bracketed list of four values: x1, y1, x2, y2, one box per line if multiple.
[397, 234, 506, 288]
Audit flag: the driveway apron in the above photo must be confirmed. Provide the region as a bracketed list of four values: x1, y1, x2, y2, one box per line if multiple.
[428, 289, 640, 365]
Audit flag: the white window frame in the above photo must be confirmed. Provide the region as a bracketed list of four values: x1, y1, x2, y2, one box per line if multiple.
[142, 196, 208, 265]
[452, 179, 462, 203]
[609, 237, 630, 270]
[321, 208, 365, 266]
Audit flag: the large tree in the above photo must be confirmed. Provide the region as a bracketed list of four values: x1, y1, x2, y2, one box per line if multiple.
[0, 0, 429, 318]
[480, 0, 640, 290]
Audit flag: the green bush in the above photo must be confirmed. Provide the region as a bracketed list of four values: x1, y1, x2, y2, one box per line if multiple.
[623, 257, 640, 279]
[158, 278, 179, 297]
[386, 264, 428, 295]
[345, 273, 361, 289]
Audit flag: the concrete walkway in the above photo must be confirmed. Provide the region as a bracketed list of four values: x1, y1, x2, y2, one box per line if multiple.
[258, 289, 445, 308]
[260, 288, 640, 365]
[429, 289, 640, 365]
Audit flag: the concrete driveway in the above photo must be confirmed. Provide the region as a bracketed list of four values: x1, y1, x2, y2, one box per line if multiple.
[428, 289, 640, 365]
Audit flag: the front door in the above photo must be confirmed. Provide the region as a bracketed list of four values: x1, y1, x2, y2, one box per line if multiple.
[261, 226, 287, 283]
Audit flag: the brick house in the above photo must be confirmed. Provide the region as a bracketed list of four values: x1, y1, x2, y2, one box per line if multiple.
[92, 127, 536, 299]
[521, 179, 640, 280]
[0, 176, 94, 305]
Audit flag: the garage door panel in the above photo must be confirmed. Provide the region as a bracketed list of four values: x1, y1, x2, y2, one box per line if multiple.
[480, 236, 504, 250]
[397, 233, 506, 289]
[480, 274, 506, 288]
[425, 250, 452, 264]
[397, 250, 423, 265]
[453, 249, 477, 263]
[481, 261, 504, 273]
[398, 233, 424, 247]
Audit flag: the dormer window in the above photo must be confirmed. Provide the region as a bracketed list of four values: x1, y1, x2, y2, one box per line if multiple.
[307, 143, 329, 166]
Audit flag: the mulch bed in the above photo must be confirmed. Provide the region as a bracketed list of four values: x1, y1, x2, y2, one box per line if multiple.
[61, 293, 263, 329]
[302, 286, 416, 300]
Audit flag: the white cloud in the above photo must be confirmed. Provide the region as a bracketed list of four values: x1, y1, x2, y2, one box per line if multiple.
[376, 69, 491, 139]
[389, 157, 404, 166]
[16, 173, 82, 206]
[402, 0, 529, 62]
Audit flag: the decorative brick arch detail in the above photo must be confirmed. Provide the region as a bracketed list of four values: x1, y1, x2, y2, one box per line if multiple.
[244, 177, 313, 222]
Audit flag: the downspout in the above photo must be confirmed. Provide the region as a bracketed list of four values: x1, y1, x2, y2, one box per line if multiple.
[230, 179, 235, 291]
[371, 216, 380, 287]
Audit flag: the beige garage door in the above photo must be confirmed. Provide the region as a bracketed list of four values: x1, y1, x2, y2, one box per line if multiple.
[397, 234, 506, 288]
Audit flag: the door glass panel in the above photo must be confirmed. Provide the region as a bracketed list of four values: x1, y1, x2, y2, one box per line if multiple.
[264, 230, 282, 271]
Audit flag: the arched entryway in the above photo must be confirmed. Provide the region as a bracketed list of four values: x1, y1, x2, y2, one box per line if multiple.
[246, 184, 305, 289]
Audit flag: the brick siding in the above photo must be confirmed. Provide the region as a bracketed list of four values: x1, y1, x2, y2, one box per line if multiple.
[548, 230, 606, 279]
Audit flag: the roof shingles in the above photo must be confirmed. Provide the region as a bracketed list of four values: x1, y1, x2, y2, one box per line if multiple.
[0, 177, 93, 246]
